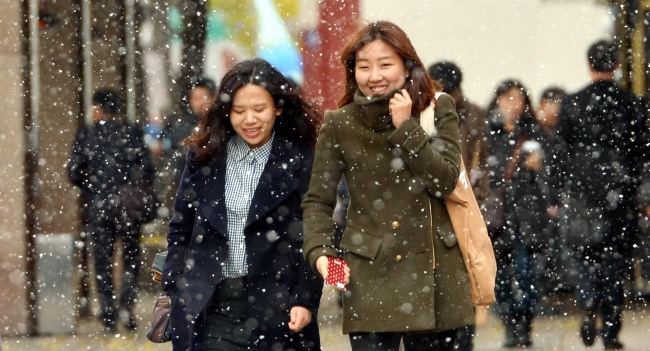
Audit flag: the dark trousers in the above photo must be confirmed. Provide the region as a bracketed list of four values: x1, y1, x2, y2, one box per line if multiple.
[574, 249, 625, 341]
[495, 242, 538, 321]
[200, 278, 251, 351]
[454, 324, 474, 351]
[349, 329, 458, 351]
[88, 212, 141, 324]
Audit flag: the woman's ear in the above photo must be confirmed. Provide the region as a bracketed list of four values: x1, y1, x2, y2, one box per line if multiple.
[275, 108, 282, 116]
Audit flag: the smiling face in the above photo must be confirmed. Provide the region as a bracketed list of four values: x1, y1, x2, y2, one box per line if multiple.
[354, 39, 408, 97]
[229, 84, 280, 149]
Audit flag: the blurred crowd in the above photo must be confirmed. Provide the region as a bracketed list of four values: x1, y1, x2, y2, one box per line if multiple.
[425, 40, 650, 350]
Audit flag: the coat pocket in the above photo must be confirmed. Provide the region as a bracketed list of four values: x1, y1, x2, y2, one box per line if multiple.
[340, 227, 383, 260]
[436, 220, 458, 248]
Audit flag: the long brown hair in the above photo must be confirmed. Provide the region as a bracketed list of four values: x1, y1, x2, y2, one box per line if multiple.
[185, 58, 321, 164]
[338, 20, 441, 114]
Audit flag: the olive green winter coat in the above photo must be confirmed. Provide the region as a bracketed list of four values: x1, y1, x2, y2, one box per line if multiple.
[302, 90, 474, 334]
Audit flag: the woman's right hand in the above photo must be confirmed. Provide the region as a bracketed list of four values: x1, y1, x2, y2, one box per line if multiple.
[388, 89, 412, 129]
[315, 256, 330, 279]
[315, 255, 351, 286]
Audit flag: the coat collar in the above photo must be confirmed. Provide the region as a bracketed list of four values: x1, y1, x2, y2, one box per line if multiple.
[246, 135, 301, 227]
[195, 135, 302, 234]
[228, 133, 274, 163]
[353, 88, 400, 132]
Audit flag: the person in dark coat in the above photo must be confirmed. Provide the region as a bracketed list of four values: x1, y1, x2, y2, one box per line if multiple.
[554, 40, 649, 349]
[162, 76, 217, 206]
[302, 21, 473, 351]
[533, 87, 571, 313]
[427, 60, 489, 351]
[427, 61, 488, 199]
[67, 88, 156, 333]
[485, 79, 546, 348]
[161, 58, 323, 351]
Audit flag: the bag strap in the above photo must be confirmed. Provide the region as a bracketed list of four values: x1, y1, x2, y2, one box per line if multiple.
[419, 92, 443, 136]
[470, 139, 481, 171]
[420, 93, 472, 189]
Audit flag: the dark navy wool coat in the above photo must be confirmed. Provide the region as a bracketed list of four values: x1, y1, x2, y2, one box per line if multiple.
[162, 135, 323, 351]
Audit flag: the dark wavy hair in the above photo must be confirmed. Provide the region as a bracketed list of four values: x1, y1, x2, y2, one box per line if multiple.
[185, 58, 321, 163]
[338, 20, 441, 114]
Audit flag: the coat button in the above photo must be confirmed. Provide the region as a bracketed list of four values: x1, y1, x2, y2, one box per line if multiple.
[391, 221, 400, 230]
[195, 234, 204, 243]
[395, 254, 402, 262]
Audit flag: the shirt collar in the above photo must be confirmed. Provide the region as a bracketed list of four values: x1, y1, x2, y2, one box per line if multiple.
[228, 132, 275, 162]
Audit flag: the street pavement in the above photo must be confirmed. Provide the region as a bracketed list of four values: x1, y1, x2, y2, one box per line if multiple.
[2, 286, 650, 350]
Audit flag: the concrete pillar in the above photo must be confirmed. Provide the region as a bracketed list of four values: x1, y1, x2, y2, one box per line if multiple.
[0, 0, 29, 336]
[36, 0, 83, 237]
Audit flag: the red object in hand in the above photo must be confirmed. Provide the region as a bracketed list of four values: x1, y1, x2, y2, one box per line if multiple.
[326, 257, 347, 290]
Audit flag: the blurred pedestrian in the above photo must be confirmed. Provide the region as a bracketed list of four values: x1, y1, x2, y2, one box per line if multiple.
[427, 61, 488, 196]
[428, 60, 488, 351]
[533, 86, 570, 314]
[485, 79, 546, 348]
[535, 87, 566, 137]
[163, 76, 216, 204]
[553, 40, 649, 349]
[302, 20, 473, 351]
[67, 88, 156, 333]
[162, 58, 323, 351]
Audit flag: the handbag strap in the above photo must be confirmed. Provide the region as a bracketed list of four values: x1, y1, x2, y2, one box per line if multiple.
[470, 139, 481, 171]
[419, 92, 442, 136]
[420, 92, 470, 186]
[420, 90, 464, 159]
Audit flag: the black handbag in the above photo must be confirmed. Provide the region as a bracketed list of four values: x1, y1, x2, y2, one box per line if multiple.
[116, 182, 159, 224]
[116, 125, 160, 224]
[146, 292, 172, 343]
[146, 251, 172, 343]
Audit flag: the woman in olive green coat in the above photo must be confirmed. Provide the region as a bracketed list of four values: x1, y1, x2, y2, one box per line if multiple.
[302, 21, 474, 351]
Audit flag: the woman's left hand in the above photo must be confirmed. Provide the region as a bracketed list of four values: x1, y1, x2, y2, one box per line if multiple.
[288, 306, 312, 332]
[389, 89, 412, 128]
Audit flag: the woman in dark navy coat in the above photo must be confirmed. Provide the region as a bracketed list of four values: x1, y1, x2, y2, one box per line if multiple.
[162, 58, 323, 351]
